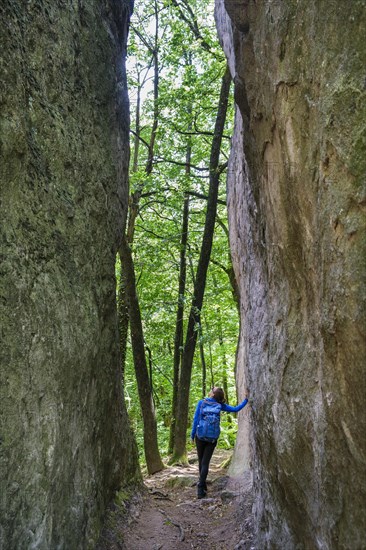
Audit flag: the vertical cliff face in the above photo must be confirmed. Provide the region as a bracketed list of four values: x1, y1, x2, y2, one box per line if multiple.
[0, 1, 139, 548]
[216, 0, 366, 547]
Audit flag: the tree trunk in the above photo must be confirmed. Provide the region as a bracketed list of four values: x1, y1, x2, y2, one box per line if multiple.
[214, 279, 232, 422]
[218, 307, 229, 404]
[214, 218, 241, 311]
[127, 0, 159, 244]
[117, 259, 129, 385]
[199, 328, 207, 398]
[146, 343, 153, 393]
[119, 236, 164, 474]
[204, 315, 215, 388]
[169, 90, 192, 456]
[169, 193, 190, 454]
[118, 66, 141, 384]
[172, 64, 232, 462]
[119, 7, 162, 469]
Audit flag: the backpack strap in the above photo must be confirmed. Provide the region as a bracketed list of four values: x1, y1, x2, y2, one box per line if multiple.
[200, 398, 212, 413]
[199, 399, 205, 416]
[199, 399, 209, 421]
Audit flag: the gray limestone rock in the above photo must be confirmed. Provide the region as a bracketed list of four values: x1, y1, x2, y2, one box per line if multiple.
[0, 1, 140, 548]
[216, 0, 366, 548]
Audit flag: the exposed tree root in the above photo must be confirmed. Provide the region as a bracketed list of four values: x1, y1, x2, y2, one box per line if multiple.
[158, 508, 185, 541]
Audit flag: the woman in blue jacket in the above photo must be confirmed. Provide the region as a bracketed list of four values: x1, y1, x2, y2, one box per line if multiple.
[190, 386, 249, 498]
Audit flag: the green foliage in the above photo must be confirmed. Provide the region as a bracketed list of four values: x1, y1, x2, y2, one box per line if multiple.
[122, 0, 239, 464]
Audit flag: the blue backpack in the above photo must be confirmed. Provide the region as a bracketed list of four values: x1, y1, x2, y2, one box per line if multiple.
[197, 399, 221, 442]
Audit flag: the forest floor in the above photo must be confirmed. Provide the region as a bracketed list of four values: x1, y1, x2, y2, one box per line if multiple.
[97, 449, 254, 550]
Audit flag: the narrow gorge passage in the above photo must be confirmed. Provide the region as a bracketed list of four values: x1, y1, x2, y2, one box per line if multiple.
[1, 1, 365, 549]
[97, 450, 254, 550]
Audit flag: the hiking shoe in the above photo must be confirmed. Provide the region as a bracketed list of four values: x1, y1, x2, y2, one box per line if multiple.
[197, 487, 207, 499]
[197, 481, 207, 490]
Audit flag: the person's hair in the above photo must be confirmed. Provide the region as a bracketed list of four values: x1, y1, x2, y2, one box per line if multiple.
[212, 387, 226, 404]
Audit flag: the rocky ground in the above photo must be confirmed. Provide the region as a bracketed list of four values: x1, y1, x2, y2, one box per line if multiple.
[97, 450, 254, 550]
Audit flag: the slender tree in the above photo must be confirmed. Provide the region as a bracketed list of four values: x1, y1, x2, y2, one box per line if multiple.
[117, 0, 164, 472]
[169, 193, 189, 454]
[212, 218, 240, 311]
[169, 66, 193, 453]
[118, 269, 129, 385]
[119, 236, 164, 474]
[199, 324, 207, 398]
[128, 0, 160, 243]
[171, 64, 232, 462]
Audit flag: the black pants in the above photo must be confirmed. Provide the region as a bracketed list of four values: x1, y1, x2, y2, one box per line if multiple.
[195, 436, 217, 488]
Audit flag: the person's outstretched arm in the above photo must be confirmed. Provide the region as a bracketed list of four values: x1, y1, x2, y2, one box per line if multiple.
[221, 396, 249, 413]
[190, 400, 203, 440]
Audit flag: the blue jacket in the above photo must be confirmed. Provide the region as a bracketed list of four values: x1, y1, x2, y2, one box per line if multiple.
[190, 396, 248, 440]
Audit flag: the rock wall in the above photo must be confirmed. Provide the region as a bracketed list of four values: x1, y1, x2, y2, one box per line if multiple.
[216, 0, 366, 548]
[0, 1, 139, 548]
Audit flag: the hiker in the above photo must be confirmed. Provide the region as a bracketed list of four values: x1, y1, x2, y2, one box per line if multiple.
[190, 386, 249, 499]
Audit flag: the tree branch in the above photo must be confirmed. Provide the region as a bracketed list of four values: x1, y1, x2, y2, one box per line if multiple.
[216, 217, 229, 238]
[169, 0, 221, 60]
[131, 24, 154, 53]
[217, 161, 228, 175]
[172, 126, 231, 140]
[210, 257, 229, 274]
[185, 190, 226, 205]
[130, 129, 150, 150]
[154, 157, 208, 172]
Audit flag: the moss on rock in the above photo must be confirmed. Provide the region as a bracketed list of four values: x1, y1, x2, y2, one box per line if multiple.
[0, 1, 140, 548]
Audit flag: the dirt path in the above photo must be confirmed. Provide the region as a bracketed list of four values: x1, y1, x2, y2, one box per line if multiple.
[97, 450, 254, 550]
